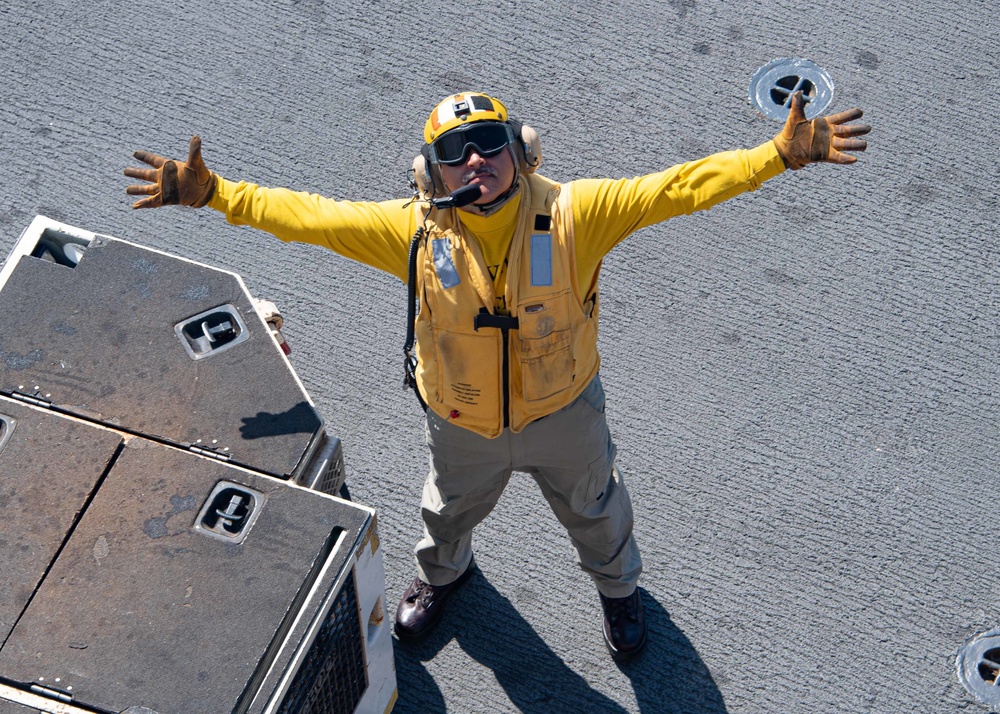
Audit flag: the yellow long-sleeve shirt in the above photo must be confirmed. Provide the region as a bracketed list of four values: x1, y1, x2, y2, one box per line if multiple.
[208, 141, 785, 302]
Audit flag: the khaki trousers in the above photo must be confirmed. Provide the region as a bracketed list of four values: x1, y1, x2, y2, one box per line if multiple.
[415, 374, 643, 598]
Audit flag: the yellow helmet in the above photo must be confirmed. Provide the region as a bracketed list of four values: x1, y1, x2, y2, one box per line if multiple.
[412, 92, 542, 205]
[423, 92, 510, 144]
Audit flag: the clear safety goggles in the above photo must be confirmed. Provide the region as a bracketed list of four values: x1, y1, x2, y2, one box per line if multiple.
[429, 122, 515, 165]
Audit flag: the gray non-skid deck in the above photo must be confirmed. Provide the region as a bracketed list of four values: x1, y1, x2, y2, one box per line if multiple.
[1, 1, 998, 711]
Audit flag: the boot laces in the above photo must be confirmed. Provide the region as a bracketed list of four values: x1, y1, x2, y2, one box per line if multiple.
[408, 580, 436, 608]
[603, 592, 638, 622]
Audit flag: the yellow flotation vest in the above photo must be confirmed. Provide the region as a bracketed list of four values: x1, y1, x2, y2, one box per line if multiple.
[413, 173, 600, 438]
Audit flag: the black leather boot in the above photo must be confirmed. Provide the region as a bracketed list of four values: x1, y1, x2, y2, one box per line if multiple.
[394, 562, 475, 640]
[600, 589, 647, 660]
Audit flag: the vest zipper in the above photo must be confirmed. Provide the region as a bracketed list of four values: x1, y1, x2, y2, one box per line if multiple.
[502, 328, 510, 429]
[473, 308, 520, 431]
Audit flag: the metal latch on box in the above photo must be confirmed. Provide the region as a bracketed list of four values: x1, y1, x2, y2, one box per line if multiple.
[175, 305, 250, 361]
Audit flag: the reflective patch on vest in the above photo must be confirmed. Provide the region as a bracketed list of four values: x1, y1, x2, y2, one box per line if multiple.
[530, 234, 552, 286]
[432, 238, 460, 289]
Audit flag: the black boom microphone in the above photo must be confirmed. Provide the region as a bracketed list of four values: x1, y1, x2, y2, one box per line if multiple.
[429, 184, 482, 209]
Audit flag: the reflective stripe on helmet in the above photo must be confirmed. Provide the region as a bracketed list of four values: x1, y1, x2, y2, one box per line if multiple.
[424, 92, 510, 143]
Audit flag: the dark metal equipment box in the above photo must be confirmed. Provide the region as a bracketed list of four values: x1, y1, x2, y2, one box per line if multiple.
[0, 217, 396, 714]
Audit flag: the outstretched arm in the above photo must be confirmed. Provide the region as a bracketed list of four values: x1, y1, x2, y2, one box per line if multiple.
[123, 136, 414, 280]
[570, 95, 872, 287]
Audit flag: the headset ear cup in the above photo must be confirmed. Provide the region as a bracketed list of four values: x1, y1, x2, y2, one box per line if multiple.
[412, 150, 435, 196]
[517, 124, 542, 173]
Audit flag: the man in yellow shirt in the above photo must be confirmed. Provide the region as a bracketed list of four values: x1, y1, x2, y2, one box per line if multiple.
[125, 91, 869, 660]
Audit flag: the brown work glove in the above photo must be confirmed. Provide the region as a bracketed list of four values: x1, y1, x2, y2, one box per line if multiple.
[124, 135, 217, 208]
[773, 91, 871, 170]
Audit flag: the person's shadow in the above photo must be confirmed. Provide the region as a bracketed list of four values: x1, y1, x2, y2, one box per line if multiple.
[392, 570, 729, 713]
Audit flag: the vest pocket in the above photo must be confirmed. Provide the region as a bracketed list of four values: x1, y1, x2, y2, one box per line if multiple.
[518, 291, 574, 401]
[433, 326, 501, 418]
